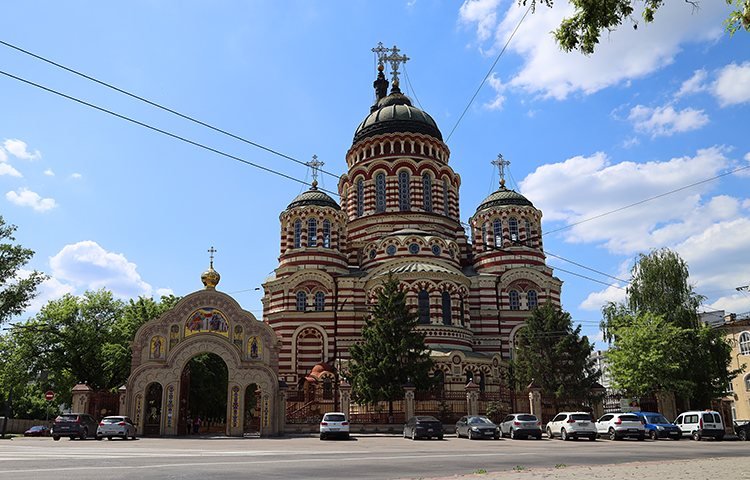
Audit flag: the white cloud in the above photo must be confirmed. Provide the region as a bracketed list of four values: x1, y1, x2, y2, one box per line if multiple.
[628, 104, 709, 137]
[18, 270, 75, 316]
[70, 172, 82, 179]
[461, 2, 728, 99]
[0, 147, 7, 163]
[49, 241, 153, 299]
[675, 69, 708, 98]
[712, 61, 750, 106]
[156, 287, 175, 298]
[6, 187, 57, 212]
[706, 294, 750, 316]
[621, 136, 640, 149]
[44, 169, 55, 176]
[3, 139, 41, 160]
[579, 284, 628, 311]
[484, 72, 506, 110]
[0, 163, 22, 177]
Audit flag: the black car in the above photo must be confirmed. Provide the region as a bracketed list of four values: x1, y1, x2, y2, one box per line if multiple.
[52, 413, 99, 440]
[734, 420, 750, 441]
[456, 416, 500, 440]
[404, 415, 443, 440]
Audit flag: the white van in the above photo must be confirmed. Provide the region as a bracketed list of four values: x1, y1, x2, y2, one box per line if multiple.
[673, 410, 725, 441]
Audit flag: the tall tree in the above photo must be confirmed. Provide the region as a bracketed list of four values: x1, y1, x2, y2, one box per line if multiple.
[347, 274, 433, 414]
[0, 215, 46, 325]
[521, 0, 750, 54]
[513, 303, 600, 410]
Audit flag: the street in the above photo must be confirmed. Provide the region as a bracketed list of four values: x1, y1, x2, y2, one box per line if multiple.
[0, 435, 747, 479]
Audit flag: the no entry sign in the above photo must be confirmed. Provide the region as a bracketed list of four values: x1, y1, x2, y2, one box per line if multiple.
[44, 390, 54, 401]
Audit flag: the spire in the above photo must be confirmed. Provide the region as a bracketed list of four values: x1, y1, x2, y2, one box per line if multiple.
[305, 154, 324, 190]
[491, 153, 510, 189]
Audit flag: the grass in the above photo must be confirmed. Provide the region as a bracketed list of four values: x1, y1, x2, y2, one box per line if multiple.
[512, 465, 526, 471]
[473, 469, 487, 475]
[555, 463, 567, 469]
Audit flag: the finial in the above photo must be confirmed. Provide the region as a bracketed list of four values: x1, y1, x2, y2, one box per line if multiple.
[384, 45, 409, 93]
[202, 246, 220, 289]
[372, 42, 389, 67]
[491, 154, 510, 189]
[305, 154, 324, 190]
[208, 246, 217, 268]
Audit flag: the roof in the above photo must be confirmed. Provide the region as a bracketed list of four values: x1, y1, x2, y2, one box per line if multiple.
[475, 187, 534, 212]
[377, 261, 463, 278]
[353, 92, 443, 144]
[286, 188, 340, 211]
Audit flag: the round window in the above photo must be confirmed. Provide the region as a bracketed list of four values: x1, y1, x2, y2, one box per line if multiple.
[409, 243, 420, 254]
[369, 249, 376, 259]
[386, 245, 397, 256]
[431, 245, 442, 256]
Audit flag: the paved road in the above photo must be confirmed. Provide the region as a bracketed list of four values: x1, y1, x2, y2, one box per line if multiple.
[0, 435, 747, 479]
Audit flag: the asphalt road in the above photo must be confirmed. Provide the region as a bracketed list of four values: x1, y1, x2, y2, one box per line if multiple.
[0, 434, 747, 479]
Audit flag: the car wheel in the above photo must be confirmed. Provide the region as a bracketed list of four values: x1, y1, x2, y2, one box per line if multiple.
[608, 428, 617, 441]
[468, 429, 475, 440]
[692, 431, 701, 441]
[649, 430, 658, 441]
[69, 436, 76, 440]
[95, 436, 102, 441]
[547, 427, 554, 439]
[438, 434, 444, 440]
[403, 429, 407, 438]
[589, 435, 597, 441]
[344, 433, 350, 440]
[53, 436, 60, 441]
[412, 429, 417, 441]
[510, 428, 516, 439]
[715, 433, 724, 442]
[536, 434, 543, 440]
[80, 428, 88, 440]
[673, 435, 681, 440]
[637, 435, 645, 441]
[739, 429, 748, 441]
[494, 433, 500, 440]
[319, 433, 325, 440]
[561, 428, 568, 441]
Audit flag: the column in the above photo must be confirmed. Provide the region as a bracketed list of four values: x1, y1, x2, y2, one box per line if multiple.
[339, 381, 352, 419]
[71, 384, 92, 416]
[404, 384, 416, 420]
[118, 385, 127, 416]
[465, 381, 480, 416]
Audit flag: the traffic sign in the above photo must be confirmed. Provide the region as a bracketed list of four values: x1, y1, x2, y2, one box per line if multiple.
[44, 390, 54, 401]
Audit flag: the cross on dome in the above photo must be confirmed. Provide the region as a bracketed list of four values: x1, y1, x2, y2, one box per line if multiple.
[372, 42, 390, 66]
[384, 45, 409, 86]
[491, 154, 510, 189]
[207, 246, 217, 268]
[305, 154, 324, 189]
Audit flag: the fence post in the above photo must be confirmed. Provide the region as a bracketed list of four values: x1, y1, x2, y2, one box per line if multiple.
[527, 381, 542, 418]
[339, 381, 351, 419]
[403, 383, 416, 420]
[655, 390, 677, 422]
[465, 381, 479, 416]
[590, 384, 607, 419]
[118, 385, 127, 416]
[71, 383, 92, 415]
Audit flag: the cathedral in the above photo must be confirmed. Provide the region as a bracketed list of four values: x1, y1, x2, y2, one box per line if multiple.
[262, 45, 562, 401]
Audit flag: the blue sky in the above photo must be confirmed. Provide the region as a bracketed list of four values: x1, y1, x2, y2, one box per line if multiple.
[2, 1, 749, 347]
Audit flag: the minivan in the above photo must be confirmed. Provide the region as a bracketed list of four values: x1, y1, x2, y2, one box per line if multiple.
[673, 410, 724, 441]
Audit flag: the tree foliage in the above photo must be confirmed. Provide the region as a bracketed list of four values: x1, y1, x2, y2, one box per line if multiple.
[347, 274, 433, 409]
[522, 1, 750, 54]
[0, 215, 46, 326]
[513, 303, 600, 409]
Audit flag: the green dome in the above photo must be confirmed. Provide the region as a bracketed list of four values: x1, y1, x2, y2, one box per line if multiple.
[353, 92, 443, 144]
[476, 187, 533, 212]
[286, 188, 340, 211]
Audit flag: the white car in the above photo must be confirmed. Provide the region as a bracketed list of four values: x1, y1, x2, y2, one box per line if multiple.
[96, 416, 136, 440]
[546, 412, 597, 441]
[319, 412, 350, 440]
[674, 410, 725, 441]
[595, 413, 646, 440]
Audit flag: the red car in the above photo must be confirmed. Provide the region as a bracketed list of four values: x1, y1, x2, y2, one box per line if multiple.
[24, 425, 50, 437]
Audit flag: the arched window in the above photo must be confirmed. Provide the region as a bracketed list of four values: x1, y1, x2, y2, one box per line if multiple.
[509, 217, 519, 243]
[745, 374, 750, 391]
[356, 179, 364, 217]
[422, 173, 432, 212]
[479, 371, 486, 392]
[524, 219, 532, 245]
[293, 220, 302, 248]
[296, 291, 307, 312]
[460, 297, 466, 326]
[322, 377, 333, 400]
[307, 218, 317, 247]
[465, 370, 474, 384]
[322, 220, 331, 248]
[398, 171, 410, 210]
[481, 223, 488, 250]
[375, 173, 386, 213]
[418, 290, 430, 324]
[509, 290, 520, 310]
[443, 178, 450, 216]
[740, 332, 750, 355]
[441, 291, 452, 326]
[314, 291, 325, 311]
[527, 290, 538, 309]
[493, 219, 502, 248]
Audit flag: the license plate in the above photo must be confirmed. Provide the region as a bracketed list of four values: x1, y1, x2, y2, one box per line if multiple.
[329, 428, 339, 431]
[579, 422, 589, 426]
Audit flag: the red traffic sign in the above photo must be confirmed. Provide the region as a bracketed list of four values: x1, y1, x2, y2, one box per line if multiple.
[44, 390, 54, 401]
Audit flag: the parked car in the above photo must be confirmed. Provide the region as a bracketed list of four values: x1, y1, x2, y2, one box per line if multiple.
[632, 411, 681, 440]
[674, 410, 724, 441]
[546, 412, 597, 441]
[455, 416, 500, 440]
[498, 413, 543, 439]
[23, 425, 50, 437]
[319, 412, 350, 440]
[734, 420, 750, 441]
[51, 413, 99, 441]
[96, 416, 136, 440]
[403, 415, 443, 440]
[595, 413, 645, 440]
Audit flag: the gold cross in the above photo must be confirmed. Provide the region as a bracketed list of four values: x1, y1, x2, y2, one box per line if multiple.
[207, 246, 217, 268]
[491, 154, 510, 188]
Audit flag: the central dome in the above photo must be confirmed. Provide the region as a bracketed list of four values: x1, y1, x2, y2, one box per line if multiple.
[353, 92, 443, 145]
[286, 188, 340, 211]
[475, 187, 534, 213]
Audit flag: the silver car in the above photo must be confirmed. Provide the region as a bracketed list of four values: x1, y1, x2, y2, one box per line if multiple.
[455, 416, 500, 440]
[499, 413, 543, 439]
[96, 416, 136, 440]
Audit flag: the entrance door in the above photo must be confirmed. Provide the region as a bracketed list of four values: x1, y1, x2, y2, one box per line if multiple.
[143, 382, 163, 436]
[244, 384, 260, 435]
[181, 353, 228, 435]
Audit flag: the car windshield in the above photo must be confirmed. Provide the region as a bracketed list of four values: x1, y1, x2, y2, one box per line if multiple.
[29, 426, 45, 431]
[619, 415, 640, 421]
[324, 414, 346, 422]
[56, 415, 78, 422]
[571, 414, 592, 421]
[468, 417, 493, 425]
[101, 418, 124, 424]
[517, 415, 537, 421]
[646, 415, 669, 424]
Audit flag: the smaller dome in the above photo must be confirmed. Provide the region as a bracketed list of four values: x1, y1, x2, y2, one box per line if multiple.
[305, 362, 335, 383]
[476, 187, 533, 212]
[286, 188, 340, 211]
[201, 266, 220, 289]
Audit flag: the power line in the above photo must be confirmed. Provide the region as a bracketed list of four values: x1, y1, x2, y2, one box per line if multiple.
[0, 69, 341, 197]
[402, 64, 424, 110]
[0, 39, 341, 181]
[445, 2, 533, 142]
[548, 264, 627, 290]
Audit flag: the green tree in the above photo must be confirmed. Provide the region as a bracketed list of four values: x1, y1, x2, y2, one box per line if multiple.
[513, 303, 600, 411]
[347, 274, 433, 415]
[0, 215, 46, 326]
[522, 1, 750, 54]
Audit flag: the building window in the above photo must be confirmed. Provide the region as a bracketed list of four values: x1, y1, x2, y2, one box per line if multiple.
[307, 218, 317, 247]
[479, 371, 486, 392]
[443, 178, 450, 216]
[740, 332, 750, 355]
[398, 171, 410, 210]
[527, 290, 538, 309]
[386, 244, 397, 256]
[314, 292, 325, 311]
[322, 220, 331, 248]
[460, 297, 466, 326]
[293, 220, 302, 248]
[375, 173, 386, 213]
[481, 223, 488, 251]
[418, 290, 430, 324]
[422, 173, 433, 212]
[441, 292, 452, 326]
[356, 179, 364, 217]
[745, 374, 750, 392]
[466, 370, 474, 384]
[493, 219, 502, 248]
[509, 217, 519, 243]
[296, 291, 307, 312]
[509, 290, 520, 310]
[409, 243, 420, 254]
[524, 219, 531, 245]
[431, 244, 441, 256]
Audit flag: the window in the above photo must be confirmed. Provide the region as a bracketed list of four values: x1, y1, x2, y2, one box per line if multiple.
[307, 218, 317, 247]
[398, 171, 410, 210]
[431, 244, 441, 256]
[443, 178, 450, 216]
[409, 243, 420, 254]
[745, 375, 750, 392]
[356, 179, 364, 217]
[527, 290, 538, 309]
[524, 219, 531, 245]
[314, 292, 325, 311]
[418, 290, 430, 324]
[509, 217, 519, 243]
[493, 219, 502, 248]
[322, 220, 331, 248]
[296, 291, 307, 312]
[460, 297, 465, 326]
[293, 220, 302, 248]
[386, 244, 397, 256]
[465, 370, 474, 383]
[375, 173, 386, 213]
[509, 290, 520, 310]
[478, 371, 486, 392]
[481, 223, 488, 250]
[441, 292, 452, 326]
[740, 332, 750, 355]
[422, 173, 432, 212]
